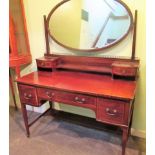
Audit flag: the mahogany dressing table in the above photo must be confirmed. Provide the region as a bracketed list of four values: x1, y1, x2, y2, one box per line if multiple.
[16, 1, 139, 155]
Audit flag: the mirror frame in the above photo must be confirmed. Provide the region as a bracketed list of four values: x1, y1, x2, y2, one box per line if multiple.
[46, 0, 134, 52]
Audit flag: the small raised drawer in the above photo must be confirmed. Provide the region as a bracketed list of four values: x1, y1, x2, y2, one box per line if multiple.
[36, 60, 54, 69]
[18, 85, 39, 106]
[112, 61, 138, 77]
[36, 57, 59, 69]
[97, 98, 126, 124]
[112, 67, 137, 76]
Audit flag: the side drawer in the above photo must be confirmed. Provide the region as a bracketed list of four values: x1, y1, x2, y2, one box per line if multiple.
[18, 84, 39, 106]
[97, 98, 129, 125]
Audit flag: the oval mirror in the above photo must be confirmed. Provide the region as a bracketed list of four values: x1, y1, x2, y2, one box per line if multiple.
[47, 0, 133, 52]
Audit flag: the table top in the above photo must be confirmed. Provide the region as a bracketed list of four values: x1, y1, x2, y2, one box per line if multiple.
[17, 70, 137, 100]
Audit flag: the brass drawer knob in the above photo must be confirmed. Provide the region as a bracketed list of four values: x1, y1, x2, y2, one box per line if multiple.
[81, 98, 85, 102]
[41, 62, 45, 66]
[106, 108, 110, 112]
[46, 91, 54, 98]
[105, 108, 117, 116]
[113, 109, 117, 113]
[122, 70, 126, 74]
[74, 97, 85, 104]
[24, 93, 32, 99]
[51, 93, 55, 96]
[75, 96, 79, 101]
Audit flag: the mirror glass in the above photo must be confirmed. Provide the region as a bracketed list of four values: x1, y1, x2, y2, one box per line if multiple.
[48, 0, 133, 51]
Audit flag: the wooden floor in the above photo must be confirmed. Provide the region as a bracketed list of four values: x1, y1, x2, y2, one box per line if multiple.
[9, 106, 146, 155]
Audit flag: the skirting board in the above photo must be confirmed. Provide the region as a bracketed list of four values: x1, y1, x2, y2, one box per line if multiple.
[131, 128, 146, 139]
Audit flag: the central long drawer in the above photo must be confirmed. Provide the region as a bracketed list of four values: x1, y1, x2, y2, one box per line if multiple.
[37, 87, 97, 110]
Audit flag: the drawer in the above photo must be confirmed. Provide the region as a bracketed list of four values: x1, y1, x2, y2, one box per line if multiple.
[97, 98, 126, 124]
[18, 85, 39, 106]
[55, 91, 96, 110]
[37, 88, 57, 100]
[37, 88, 96, 110]
[36, 60, 53, 68]
[112, 67, 137, 76]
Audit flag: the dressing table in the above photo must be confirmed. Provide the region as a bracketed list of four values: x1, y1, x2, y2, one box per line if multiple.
[17, 1, 139, 155]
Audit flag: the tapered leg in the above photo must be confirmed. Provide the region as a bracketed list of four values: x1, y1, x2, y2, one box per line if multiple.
[21, 103, 30, 137]
[122, 127, 129, 155]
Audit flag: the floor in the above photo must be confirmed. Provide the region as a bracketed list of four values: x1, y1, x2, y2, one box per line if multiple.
[10, 106, 146, 155]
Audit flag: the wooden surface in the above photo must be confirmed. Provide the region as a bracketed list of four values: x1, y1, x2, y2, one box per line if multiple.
[17, 67, 138, 155]
[43, 55, 139, 74]
[17, 70, 136, 100]
[17, 70, 136, 155]
[17, 55, 139, 155]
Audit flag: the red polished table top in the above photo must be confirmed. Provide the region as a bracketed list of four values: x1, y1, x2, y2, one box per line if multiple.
[17, 71, 137, 100]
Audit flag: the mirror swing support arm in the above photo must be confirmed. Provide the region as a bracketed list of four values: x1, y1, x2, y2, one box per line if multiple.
[44, 0, 69, 57]
[44, 15, 50, 55]
[131, 10, 138, 60]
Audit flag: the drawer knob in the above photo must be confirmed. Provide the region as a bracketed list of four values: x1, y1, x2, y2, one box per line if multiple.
[28, 94, 32, 98]
[46, 91, 55, 98]
[81, 98, 85, 102]
[113, 109, 117, 113]
[105, 108, 117, 116]
[41, 62, 45, 66]
[24, 93, 32, 99]
[74, 96, 85, 104]
[106, 108, 110, 112]
[75, 97, 79, 101]
[122, 70, 126, 74]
